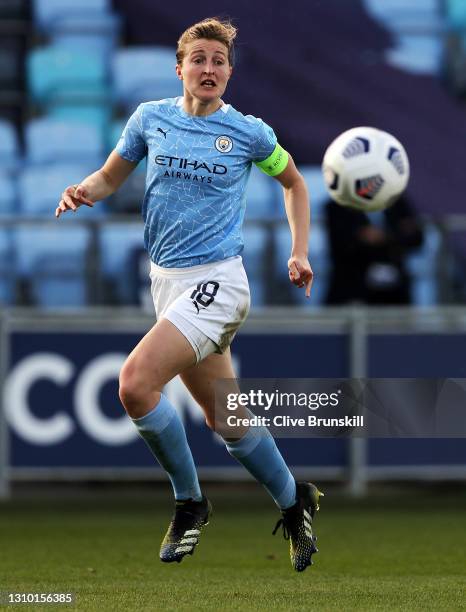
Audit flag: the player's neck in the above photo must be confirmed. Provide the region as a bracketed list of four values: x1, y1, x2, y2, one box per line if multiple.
[182, 94, 223, 117]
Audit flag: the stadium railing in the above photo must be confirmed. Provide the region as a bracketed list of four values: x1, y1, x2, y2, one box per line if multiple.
[1, 305, 466, 500]
[0, 214, 463, 309]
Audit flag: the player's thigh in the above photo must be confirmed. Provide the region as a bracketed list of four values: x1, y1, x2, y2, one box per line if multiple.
[180, 347, 236, 414]
[180, 348, 247, 437]
[120, 318, 197, 397]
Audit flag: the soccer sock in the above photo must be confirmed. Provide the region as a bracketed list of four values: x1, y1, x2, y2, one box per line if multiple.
[132, 394, 202, 501]
[225, 426, 297, 510]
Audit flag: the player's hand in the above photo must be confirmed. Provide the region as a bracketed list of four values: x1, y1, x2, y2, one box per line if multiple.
[55, 184, 94, 218]
[288, 255, 313, 298]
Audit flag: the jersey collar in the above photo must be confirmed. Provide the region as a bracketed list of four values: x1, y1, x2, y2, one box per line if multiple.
[176, 96, 230, 118]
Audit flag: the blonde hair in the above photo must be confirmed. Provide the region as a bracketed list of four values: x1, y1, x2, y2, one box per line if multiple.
[176, 17, 237, 66]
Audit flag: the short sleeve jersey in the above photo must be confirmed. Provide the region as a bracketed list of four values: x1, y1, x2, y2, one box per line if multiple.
[116, 97, 277, 268]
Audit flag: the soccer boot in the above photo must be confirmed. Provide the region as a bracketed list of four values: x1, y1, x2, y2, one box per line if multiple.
[272, 481, 324, 572]
[160, 495, 212, 563]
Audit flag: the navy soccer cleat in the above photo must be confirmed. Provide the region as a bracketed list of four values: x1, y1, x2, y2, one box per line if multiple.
[272, 482, 324, 572]
[159, 495, 212, 563]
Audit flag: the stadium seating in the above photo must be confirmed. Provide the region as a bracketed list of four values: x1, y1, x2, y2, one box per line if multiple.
[50, 13, 121, 60]
[108, 118, 125, 152]
[0, 119, 20, 172]
[406, 222, 441, 305]
[0, 39, 23, 91]
[363, 0, 443, 75]
[0, 172, 16, 215]
[27, 47, 108, 106]
[33, 0, 111, 32]
[0, 228, 16, 304]
[99, 223, 146, 303]
[246, 165, 283, 220]
[111, 165, 146, 214]
[25, 118, 104, 166]
[242, 225, 269, 306]
[0, 105, 23, 140]
[386, 35, 443, 75]
[132, 248, 152, 311]
[446, 0, 466, 28]
[444, 0, 466, 94]
[18, 163, 107, 217]
[242, 166, 284, 305]
[18, 1, 447, 310]
[298, 165, 331, 222]
[15, 224, 91, 307]
[107, 119, 147, 214]
[48, 103, 112, 134]
[274, 222, 329, 306]
[107, 116, 130, 149]
[112, 47, 181, 109]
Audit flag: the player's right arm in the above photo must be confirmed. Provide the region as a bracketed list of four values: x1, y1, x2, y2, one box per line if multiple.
[55, 151, 138, 218]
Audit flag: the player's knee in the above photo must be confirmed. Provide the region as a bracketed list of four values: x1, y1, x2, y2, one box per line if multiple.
[119, 364, 149, 412]
[119, 359, 166, 416]
[119, 381, 141, 413]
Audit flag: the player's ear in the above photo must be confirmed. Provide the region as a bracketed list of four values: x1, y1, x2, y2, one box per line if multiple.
[176, 64, 183, 80]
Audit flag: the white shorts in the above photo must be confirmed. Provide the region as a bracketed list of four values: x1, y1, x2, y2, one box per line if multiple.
[150, 256, 250, 362]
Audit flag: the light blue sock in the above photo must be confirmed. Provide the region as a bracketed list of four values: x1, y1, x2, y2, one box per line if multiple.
[225, 426, 296, 510]
[132, 394, 202, 501]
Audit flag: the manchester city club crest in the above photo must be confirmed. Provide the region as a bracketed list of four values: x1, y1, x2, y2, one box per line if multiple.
[215, 135, 233, 153]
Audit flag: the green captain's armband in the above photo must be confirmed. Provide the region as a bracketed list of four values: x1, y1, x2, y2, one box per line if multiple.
[254, 143, 289, 177]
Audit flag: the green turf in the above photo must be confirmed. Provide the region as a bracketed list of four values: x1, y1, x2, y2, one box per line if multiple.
[1, 485, 466, 611]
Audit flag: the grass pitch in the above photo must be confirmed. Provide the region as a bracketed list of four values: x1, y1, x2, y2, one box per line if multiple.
[1, 484, 465, 611]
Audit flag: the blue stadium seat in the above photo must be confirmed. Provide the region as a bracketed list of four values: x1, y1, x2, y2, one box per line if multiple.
[108, 118, 126, 152]
[364, 0, 441, 31]
[274, 222, 329, 306]
[0, 173, 16, 215]
[246, 165, 282, 220]
[25, 118, 104, 165]
[385, 35, 443, 75]
[107, 120, 146, 211]
[50, 13, 121, 58]
[406, 223, 441, 305]
[48, 104, 111, 134]
[363, 0, 443, 75]
[18, 164, 107, 218]
[112, 165, 146, 213]
[99, 223, 145, 303]
[112, 47, 181, 109]
[446, 0, 466, 28]
[298, 165, 331, 222]
[0, 228, 16, 304]
[132, 249, 152, 311]
[0, 119, 20, 172]
[27, 46, 108, 105]
[242, 225, 268, 306]
[33, 0, 111, 32]
[15, 225, 91, 308]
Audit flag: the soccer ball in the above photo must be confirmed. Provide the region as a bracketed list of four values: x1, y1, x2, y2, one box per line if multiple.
[322, 127, 410, 212]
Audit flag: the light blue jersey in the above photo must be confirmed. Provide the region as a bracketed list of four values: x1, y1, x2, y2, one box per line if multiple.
[116, 97, 277, 268]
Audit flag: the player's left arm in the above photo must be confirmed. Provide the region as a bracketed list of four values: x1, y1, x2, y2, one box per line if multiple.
[252, 121, 312, 296]
[270, 153, 313, 297]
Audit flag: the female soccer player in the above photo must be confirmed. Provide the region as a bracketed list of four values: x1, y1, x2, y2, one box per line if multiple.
[56, 17, 322, 572]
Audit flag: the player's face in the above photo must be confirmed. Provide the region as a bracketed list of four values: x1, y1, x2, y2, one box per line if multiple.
[177, 39, 232, 104]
